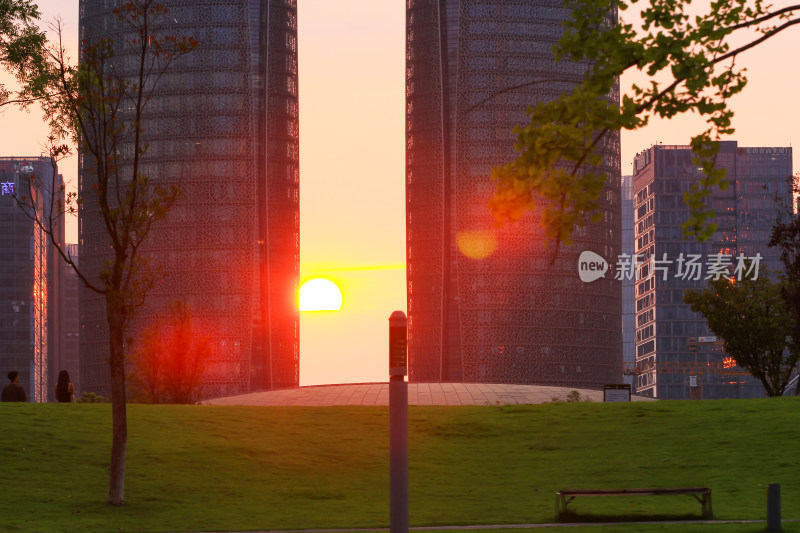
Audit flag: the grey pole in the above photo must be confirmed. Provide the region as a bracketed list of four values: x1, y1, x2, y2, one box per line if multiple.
[389, 310, 408, 533]
[767, 484, 781, 532]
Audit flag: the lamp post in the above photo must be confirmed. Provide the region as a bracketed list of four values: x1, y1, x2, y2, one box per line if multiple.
[389, 310, 408, 533]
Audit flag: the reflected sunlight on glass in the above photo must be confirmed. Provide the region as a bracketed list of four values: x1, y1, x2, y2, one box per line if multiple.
[456, 230, 498, 259]
[299, 278, 343, 312]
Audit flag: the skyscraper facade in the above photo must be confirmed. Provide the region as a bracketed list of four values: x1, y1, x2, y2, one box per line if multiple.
[0, 157, 64, 402]
[60, 243, 80, 396]
[621, 174, 636, 389]
[79, 1, 299, 398]
[632, 141, 792, 399]
[406, 1, 622, 387]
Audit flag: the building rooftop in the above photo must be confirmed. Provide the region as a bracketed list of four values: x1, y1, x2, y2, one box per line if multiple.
[203, 382, 655, 407]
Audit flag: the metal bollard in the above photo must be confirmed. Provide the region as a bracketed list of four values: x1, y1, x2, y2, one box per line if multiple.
[767, 484, 781, 532]
[389, 311, 408, 533]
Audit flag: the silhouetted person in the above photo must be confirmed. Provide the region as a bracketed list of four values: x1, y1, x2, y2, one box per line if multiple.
[2, 371, 27, 402]
[55, 370, 75, 403]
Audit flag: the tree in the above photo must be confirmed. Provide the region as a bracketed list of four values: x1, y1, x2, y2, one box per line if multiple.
[684, 273, 799, 397]
[489, 0, 800, 247]
[0, 0, 44, 105]
[768, 173, 800, 394]
[129, 300, 211, 404]
[1, 1, 197, 505]
[128, 316, 166, 404]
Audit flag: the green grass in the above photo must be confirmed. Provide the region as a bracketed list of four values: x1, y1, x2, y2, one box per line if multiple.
[0, 398, 798, 532]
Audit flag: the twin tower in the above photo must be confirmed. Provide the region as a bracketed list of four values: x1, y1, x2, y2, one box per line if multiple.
[79, 1, 621, 397]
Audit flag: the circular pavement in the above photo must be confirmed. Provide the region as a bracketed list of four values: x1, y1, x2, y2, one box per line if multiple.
[203, 382, 655, 406]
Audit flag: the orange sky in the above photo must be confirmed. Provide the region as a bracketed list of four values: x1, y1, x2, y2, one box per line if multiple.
[2, 1, 797, 387]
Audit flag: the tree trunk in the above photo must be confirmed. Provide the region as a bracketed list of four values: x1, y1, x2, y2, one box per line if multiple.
[107, 300, 128, 506]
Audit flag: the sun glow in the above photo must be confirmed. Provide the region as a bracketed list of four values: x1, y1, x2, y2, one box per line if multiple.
[299, 278, 343, 312]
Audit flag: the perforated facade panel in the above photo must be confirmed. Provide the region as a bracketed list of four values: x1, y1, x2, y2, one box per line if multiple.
[78, 1, 299, 398]
[406, 0, 622, 387]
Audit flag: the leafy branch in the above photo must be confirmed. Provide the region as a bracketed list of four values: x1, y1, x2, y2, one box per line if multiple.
[490, 0, 800, 248]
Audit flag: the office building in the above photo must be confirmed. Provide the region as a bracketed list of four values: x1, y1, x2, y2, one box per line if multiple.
[79, 1, 299, 398]
[405, 1, 622, 386]
[0, 157, 65, 402]
[60, 243, 80, 395]
[632, 141, 792, 399]
[621, 174, 635, 388]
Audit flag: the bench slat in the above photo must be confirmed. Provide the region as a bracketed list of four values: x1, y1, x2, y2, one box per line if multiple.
[559, 488, 710, 496]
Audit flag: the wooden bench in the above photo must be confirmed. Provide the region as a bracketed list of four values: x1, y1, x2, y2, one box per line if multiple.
[556, 487, 713, 519]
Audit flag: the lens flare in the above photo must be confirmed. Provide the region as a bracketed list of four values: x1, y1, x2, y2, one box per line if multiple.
[299, 278, 343, 312]
[456, 230, 498, 259]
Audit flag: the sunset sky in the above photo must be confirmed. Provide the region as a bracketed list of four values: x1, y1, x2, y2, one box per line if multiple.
[1, 1, 797, 387]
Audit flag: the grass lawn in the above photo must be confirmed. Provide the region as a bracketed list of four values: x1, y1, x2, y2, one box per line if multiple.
[0, 397, 797, 532]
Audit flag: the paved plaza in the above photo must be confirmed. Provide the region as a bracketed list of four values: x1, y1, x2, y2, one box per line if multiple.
[204, 382, 655, 406]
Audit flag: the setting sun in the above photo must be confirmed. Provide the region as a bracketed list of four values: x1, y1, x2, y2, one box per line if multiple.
[299, 278, 343, 312]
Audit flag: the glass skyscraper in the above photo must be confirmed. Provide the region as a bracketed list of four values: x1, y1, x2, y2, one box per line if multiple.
[79, 1, 299, 398]
[406, 1, 622, 387]
[60, 243, 80, 396]
[0, 157, 64, 402]
[621, 174, 636, 388]
[632, 141, 792, 399]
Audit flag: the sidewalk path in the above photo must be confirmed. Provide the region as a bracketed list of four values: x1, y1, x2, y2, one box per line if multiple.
[182, 517, 799, 532]
[203, 382, 655, 407]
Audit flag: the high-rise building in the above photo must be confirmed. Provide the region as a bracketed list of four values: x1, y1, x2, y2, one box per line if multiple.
[79, 1, 299, 398]
[621, 174, 635, 389]
[632, 141, 792, 399]
[0, 157, 65, 402]
[60, 243, 80, 395]
[405, 1, 622, 387]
